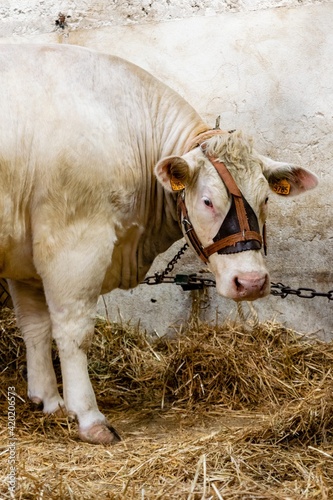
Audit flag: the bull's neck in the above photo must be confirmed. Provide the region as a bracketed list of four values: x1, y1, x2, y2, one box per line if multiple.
[116, 83, 210, 287]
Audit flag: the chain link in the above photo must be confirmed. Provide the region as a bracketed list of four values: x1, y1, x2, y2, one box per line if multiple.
[142, 243, 189, 285]
[142, 247, 332, 300]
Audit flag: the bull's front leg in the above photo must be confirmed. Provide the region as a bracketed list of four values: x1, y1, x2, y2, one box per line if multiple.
[8, 280, 64, 413]
[49, 301, 120, 444]
[36, 228, 121, 445]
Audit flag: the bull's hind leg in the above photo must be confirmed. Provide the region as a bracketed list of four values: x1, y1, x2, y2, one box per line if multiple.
[36, 231, 120, 445]
[8, 280, 64, 413]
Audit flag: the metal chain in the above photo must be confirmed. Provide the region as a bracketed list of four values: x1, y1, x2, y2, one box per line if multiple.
[142, 247, 333, 300]
[270, 282, 333, 300]
[142, 243, 189, 285]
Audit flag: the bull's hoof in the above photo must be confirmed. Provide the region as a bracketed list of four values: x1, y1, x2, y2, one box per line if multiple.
[78, 422, 121, 445]
[29, 394, 66, 415]
[30, 396, 43, 407]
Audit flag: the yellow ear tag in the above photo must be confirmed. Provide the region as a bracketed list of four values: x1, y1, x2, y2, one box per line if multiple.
[170, 177, 185, 191]
[272, 179, 291, 195]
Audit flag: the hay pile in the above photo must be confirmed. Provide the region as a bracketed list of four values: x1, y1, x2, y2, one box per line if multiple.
[1, 307, 333, 499]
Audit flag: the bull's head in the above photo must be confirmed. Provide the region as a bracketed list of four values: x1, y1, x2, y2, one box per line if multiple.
[155, 131, 318, 301]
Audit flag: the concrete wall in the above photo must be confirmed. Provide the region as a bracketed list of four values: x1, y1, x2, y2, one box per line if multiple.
[1, 1, 332, 339]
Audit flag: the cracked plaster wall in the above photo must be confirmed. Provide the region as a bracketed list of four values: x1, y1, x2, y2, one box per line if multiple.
[0, 1, 331, 36]
[0, 1, 332, 338]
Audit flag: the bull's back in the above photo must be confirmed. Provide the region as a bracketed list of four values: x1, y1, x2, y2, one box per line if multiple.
[0, 43, 160, 162]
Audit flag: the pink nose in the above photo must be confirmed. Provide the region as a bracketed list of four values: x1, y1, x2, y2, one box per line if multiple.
[233, 272, 269, 301]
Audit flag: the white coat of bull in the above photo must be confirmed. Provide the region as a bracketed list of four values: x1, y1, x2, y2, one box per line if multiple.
[0, 44, 318, 444]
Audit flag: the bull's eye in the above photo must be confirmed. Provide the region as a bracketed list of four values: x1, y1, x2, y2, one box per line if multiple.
[265, 197, 269, 204]
[203, 197, 213, 208]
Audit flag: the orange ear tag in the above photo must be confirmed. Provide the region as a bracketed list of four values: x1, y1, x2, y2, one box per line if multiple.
[170, 177, 185, 191]
[272, 179, 291, 195]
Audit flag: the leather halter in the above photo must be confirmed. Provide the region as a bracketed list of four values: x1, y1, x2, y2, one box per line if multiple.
[177, 151, 266, 264]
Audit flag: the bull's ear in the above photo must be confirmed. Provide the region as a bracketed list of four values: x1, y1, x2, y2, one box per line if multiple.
[260, 156, 319, 196]
[154, 156, 190, 192]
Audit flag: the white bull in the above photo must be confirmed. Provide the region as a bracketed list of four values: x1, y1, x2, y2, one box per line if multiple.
[0, 44, 318, 444]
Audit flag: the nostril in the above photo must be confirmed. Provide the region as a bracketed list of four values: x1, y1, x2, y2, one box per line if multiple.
[260, 274, 268, 291]
[234, 277, 244, 292]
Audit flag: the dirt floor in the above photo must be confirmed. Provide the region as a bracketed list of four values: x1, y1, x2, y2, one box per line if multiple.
[1, 308, 333, 499]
